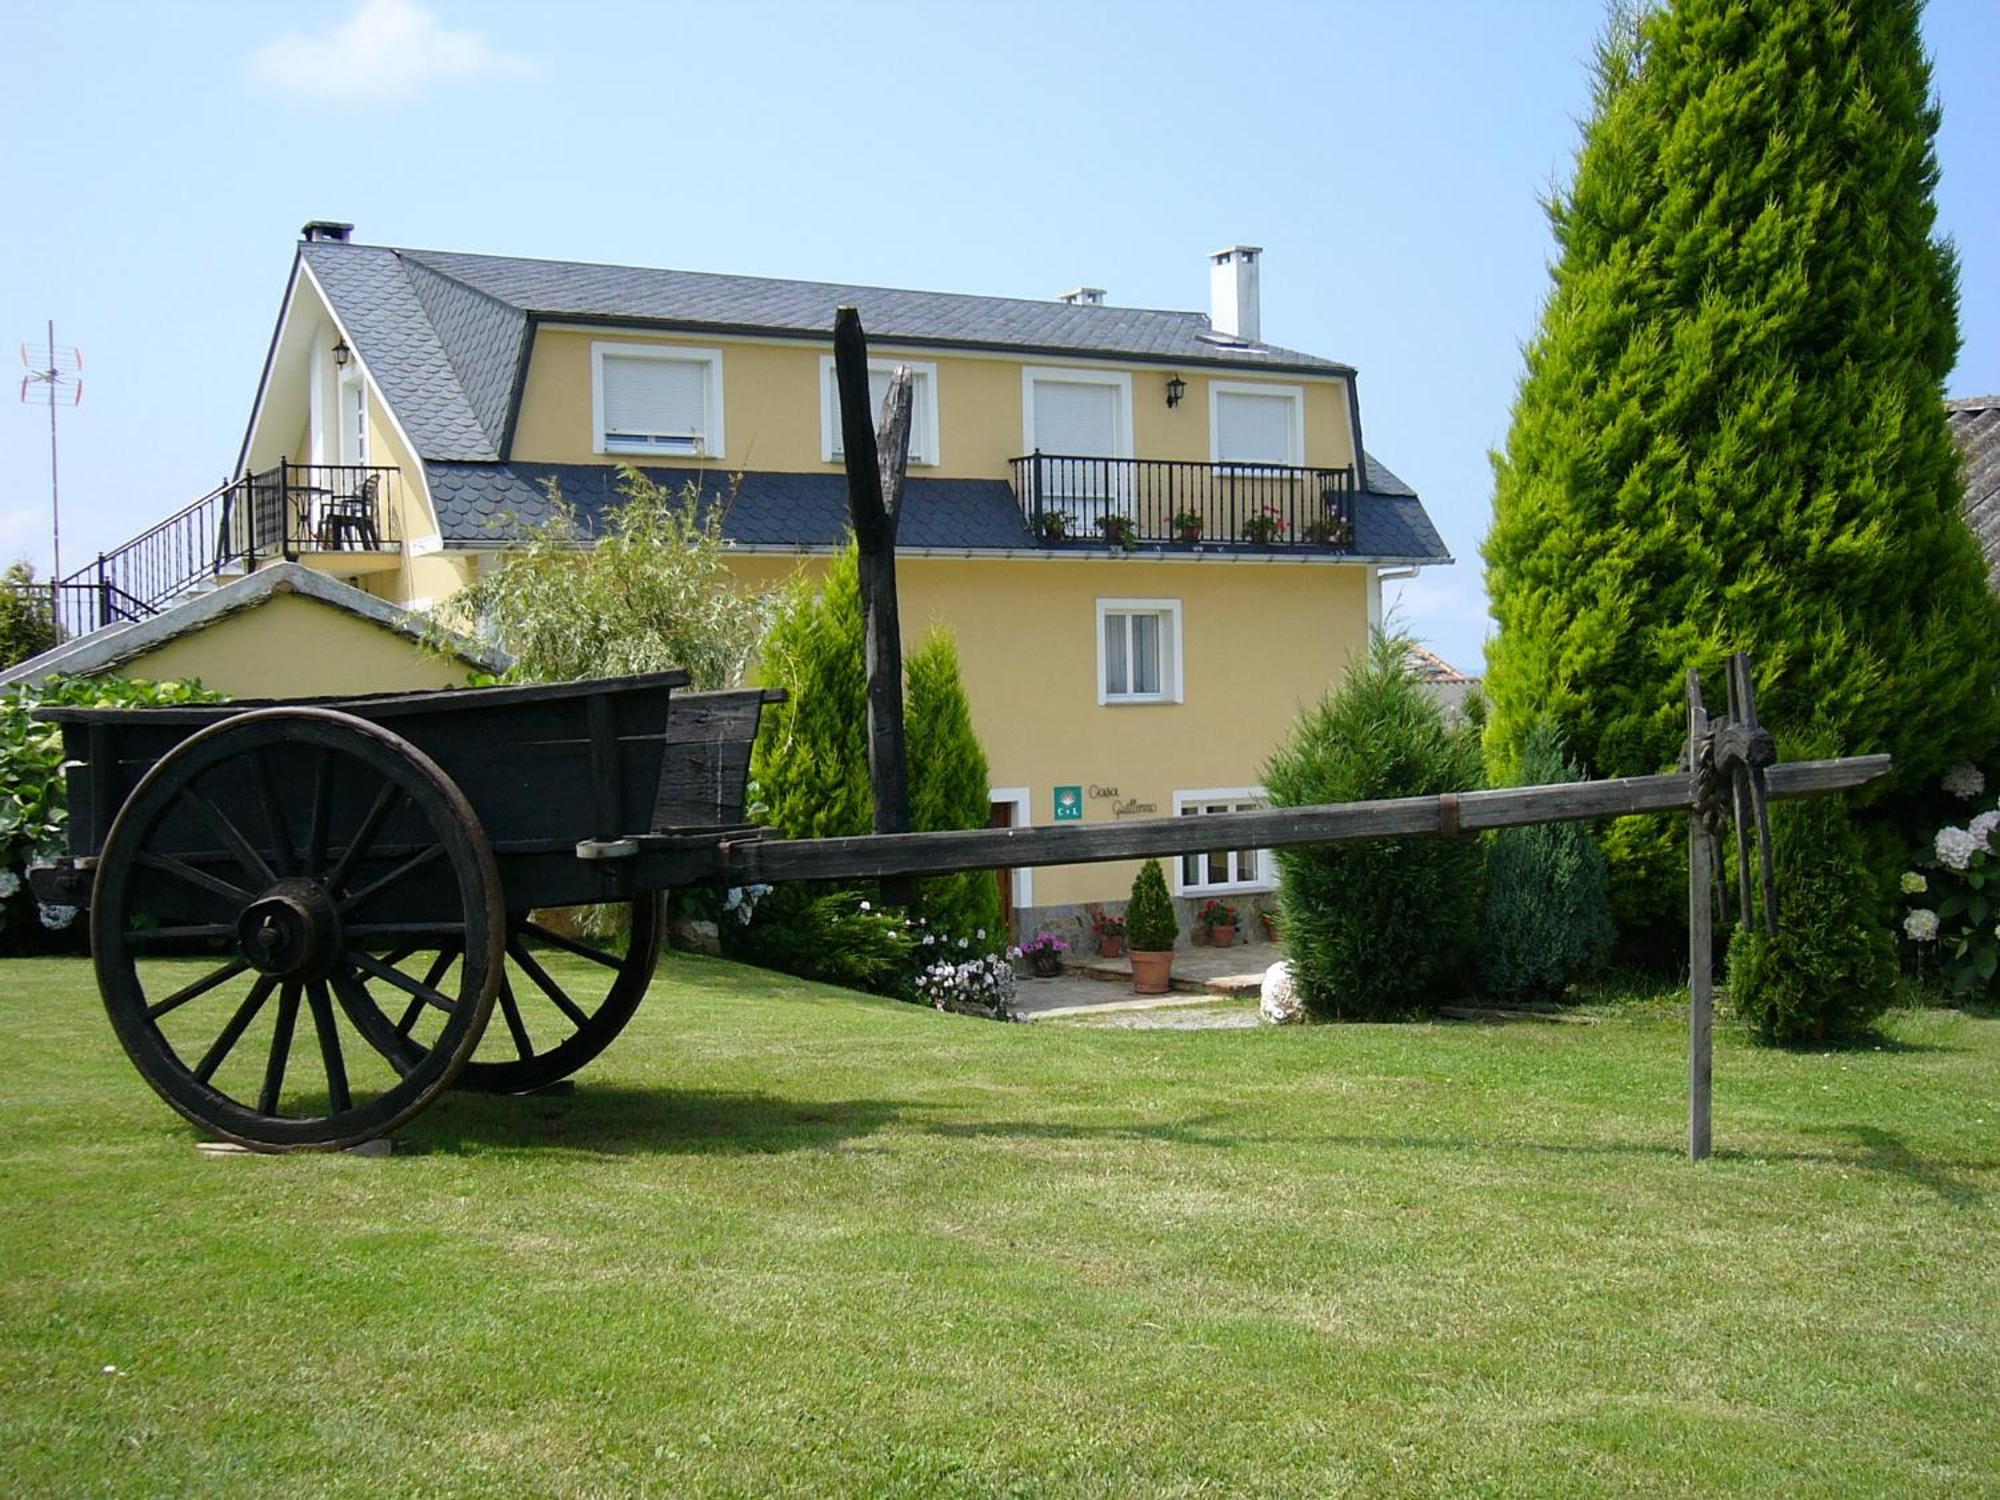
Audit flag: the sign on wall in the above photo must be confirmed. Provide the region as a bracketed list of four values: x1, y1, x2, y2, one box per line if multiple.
[1053, 785, 1083, 822]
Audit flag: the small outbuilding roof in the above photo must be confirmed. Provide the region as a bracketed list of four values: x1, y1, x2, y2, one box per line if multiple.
[0, 563, 509, 688]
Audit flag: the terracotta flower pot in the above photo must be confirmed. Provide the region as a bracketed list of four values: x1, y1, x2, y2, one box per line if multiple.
[1030, 950, 1063, 978]
[1098, 935, 1125, 958]
[1210, 923, 1237, 948]
[1129, 948, 1174, 995]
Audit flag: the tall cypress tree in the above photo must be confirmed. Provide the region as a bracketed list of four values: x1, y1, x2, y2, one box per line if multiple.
[1484, 0, 1998, 932]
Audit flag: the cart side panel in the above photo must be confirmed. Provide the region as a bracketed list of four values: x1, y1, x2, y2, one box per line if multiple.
[652, 690, 778, 830]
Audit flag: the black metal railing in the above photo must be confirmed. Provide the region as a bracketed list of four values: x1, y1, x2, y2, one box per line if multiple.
[218, 462, 402, 568]
[8, 463, 402, 643]
[1009, 454, 1357, 551]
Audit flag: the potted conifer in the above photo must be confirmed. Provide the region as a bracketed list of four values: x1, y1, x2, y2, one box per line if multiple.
[1125, 858, 1179, 995]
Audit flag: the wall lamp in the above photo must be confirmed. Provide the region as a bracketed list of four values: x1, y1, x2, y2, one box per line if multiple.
[1165, 373, 1187, 409]
[332, 339, 352, 368]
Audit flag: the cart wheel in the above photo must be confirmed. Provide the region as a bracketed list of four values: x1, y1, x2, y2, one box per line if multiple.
[348, 895, 663, 1095]
[91, 708, 504, 1152]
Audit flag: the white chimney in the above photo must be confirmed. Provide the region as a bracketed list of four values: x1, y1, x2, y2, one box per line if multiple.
[1058, 286, 1107, 306]
[1209, 245, 1262, 342]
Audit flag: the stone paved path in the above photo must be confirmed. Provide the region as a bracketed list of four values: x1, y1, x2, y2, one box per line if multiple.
[1012, 940, 1281, 1024]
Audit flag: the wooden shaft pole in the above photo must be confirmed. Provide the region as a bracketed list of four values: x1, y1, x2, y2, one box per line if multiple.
[1688, 671, 1714, 1162]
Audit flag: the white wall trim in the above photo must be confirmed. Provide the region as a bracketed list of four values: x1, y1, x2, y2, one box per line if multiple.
[1171, 786, 1276, 897]
[988, 786, 1033, 914]
[1366, 565, 1383, 633]
[1021, 365, 1134, 458]
[1208, 379, 1305, 466]
[818, 354, 939, 466]
[294, 258, 438, 544]
[590, 340, 725, 457]
[1095, 597, 1184, 705]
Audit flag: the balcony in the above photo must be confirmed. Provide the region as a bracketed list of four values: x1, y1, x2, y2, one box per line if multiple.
[223, 462, 404, 571]
[1009, 454, 1356, 552]
[6, 463, 402, 643]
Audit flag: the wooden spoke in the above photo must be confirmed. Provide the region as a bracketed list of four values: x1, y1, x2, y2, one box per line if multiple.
[392, 945, 459, 1038]
[123, 924, 235, 948]
[178, 784, 277, 890]
[259, 984, 301, 1113]
[134, 850, 251, 908]
[329, 969, 417, 1079]
[516, 919, 624, 970]
[193, 975, 277, 1084]
[255, 748, 295, 877]
[146, 957, 250, 1020]
[307, 745, 335, 876]
[494, 973, 534, 1060]
[345, 948, 457, 1014]
[305, 980, 351, 1114]
[508, 938, 591, 1029]
[323, 780, 404, 896]
[338, 843, 445, 915]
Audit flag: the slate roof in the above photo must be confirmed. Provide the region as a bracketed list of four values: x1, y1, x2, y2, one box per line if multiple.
[1950, 396, 2000, 590]
[290, 235, 1448, 565]
[422, 461, 1452, 564]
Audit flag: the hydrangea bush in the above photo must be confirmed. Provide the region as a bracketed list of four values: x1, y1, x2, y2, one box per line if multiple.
[1899, 766, 2000, 998]
[2, 675, 222, 953]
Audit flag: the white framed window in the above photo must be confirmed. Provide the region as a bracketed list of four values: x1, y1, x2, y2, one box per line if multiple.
[338, 365, 369, 465]
[820, 355, 939, 466]
[1096, 598, 1182, 705]
[592, 342, 724, 457]
[1174, 788, 1273, 895]
[1210, 381, 1304, 467]
[1023, 367, 1134, 515]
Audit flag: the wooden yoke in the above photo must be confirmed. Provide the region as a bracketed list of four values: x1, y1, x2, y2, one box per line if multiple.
[833, 305, 917, 908]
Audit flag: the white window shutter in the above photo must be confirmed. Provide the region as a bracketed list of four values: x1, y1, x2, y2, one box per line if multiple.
[1215, 390, 1295, 464]
[1033, 379, 1118, 456]
[602, 356, 707, 446]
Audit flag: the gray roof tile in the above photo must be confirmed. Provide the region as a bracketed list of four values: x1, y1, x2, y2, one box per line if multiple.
[422, 461, 1451, 564]
[1950, 396, 2000, 591]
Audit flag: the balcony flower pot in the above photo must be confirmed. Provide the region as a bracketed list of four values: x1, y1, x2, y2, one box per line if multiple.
[1210, 923, 1238, 948]
[1196, 898, 1240, 950]
[1022, 930, 1068, 978]
[1096, 515, 1136, 550]
[1032, 951, 1063, 978]
[1098, 934, 1125, 958]
[1172, 510, 1204, 544]
[1129, 948, 1174, 995]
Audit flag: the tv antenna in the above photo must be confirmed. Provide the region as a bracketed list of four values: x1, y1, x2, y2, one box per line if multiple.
[20, 319, 83, 581]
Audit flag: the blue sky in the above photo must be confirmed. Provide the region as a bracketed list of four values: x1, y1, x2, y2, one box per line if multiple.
[3, 0, 1995, 674]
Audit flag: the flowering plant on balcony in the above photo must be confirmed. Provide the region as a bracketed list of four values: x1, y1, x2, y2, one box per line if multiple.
[1096, 513, 1137, 550]
[1302, 514, 1352, 547]
[1171, 509, 1204, 542]
[1035, 510, 1071, 540]
[1196, 898, 1239, 931]
[1240, 505, 1288, 545]
[1021, 929, 1069, 977]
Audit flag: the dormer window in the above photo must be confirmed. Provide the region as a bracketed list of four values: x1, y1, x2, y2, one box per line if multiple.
[820, 355, 939, 465]
[592, 342, 724, 457]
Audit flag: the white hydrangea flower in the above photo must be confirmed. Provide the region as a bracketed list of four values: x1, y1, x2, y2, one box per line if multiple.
[38, 903, 77, 931]
[1903, 908, 1940, 942]
[858, 900, 872, 913]
[0, 869, 20, 900]
[1900, 871, 1928, 895]
[1936, 826, 1980, 871]
[1972, 811, 2000, 849]
[1944, 763, 1986, 799]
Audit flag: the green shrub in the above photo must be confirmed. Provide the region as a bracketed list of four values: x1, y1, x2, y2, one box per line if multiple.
[1265, 634, 1484, 1019]
[1726, 738, 1897, 1044]
[1478, 718, 1615, 1002]
[2, 674, 223, 954]
[1124, 859, 1178, 951]
[905, 627, 1003, 940]
[752, 548, 872, 841]
[0, 562, 58, 670]
[723, 886, 915, 995]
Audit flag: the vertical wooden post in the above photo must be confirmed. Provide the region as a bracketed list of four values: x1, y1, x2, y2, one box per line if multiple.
[1687, 669, 1714, 1162]
[833, 305, 917, 908]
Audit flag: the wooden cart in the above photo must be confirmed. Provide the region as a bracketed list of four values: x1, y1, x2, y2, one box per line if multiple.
[30, 672, 778, 1151]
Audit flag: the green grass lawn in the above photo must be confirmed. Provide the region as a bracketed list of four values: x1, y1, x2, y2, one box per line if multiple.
[2, 954, 1995, 1498]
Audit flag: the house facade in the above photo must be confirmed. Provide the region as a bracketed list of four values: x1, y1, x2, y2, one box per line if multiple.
[64, 222, 1452, 937]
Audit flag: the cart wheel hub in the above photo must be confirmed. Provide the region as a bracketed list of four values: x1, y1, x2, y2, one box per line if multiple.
[236, 880, 342, 980]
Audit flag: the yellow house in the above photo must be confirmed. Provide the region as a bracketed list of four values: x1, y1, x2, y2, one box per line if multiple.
[62, 221, 1452, 939]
